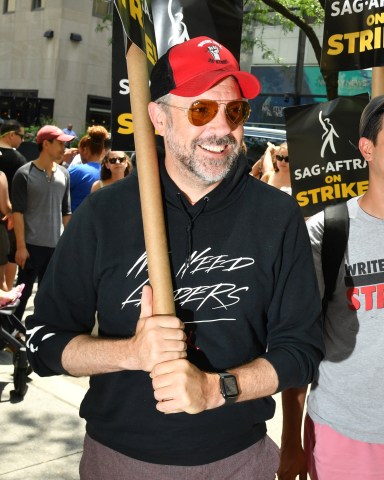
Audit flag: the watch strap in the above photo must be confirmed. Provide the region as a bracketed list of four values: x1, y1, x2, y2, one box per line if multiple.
[218, 372, 239, 405]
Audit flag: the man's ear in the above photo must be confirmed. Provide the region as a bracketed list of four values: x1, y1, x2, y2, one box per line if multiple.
[148, 102, 166, 136]
[358, 137, 373, 162]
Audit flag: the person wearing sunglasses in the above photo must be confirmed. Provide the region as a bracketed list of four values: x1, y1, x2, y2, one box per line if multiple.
[0, 119, 27, 291]
[91, 151, 133, 193]
[261, 142, 292, 195]
[26, 37, 323, 480]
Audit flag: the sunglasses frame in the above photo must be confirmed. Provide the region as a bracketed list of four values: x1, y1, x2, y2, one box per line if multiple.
[275, 154, 289, 163]
[108, 156, 126, 164]
[158, 99, 251, 127]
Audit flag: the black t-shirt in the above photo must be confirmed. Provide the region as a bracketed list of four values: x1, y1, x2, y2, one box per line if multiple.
[18, 141, 39, 162]
[0, 147, 27, 195]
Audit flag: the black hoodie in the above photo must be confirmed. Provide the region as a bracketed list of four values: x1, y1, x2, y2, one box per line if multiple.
[26, 155, 324, 466]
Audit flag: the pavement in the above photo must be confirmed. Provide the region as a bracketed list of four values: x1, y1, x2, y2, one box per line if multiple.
[0, 285, 284, 480]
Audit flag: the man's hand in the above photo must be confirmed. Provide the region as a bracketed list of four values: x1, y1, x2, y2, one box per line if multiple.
[150, 358, 224, 414]
[129, 285, 187, 372]
[277, 443, 307, 480]
[15, 246, 29, 269]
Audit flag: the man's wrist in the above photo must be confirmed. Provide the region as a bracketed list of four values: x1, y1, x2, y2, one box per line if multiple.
[218, 372, 240, 405]
[204, 372, 225, 410]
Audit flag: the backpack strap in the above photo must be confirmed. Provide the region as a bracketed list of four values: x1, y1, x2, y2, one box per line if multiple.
[322, 202, 349, 312]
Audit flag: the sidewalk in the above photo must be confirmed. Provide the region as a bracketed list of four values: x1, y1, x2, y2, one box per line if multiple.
[0, 287, 284, 479]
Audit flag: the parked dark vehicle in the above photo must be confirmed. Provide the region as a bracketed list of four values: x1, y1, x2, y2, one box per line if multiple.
[243, 125, 286, 167]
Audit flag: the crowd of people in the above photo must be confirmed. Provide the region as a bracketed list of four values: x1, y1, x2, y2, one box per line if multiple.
[1, 34, 383, 480]
[0, 120, 133, 316]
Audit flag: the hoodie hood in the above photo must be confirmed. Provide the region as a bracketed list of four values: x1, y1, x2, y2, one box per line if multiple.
[159, 152, 250, 214]
[158, 152, 250, 266]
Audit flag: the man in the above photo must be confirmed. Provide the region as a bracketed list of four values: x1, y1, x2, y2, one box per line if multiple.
[26, 37, 324, 479]
[62, 123, 77, 148]
[0, 119, 27, 289]
[12, 125, 73, 320]
[278, 95, 384, 480]
[0, 119, 27, 188]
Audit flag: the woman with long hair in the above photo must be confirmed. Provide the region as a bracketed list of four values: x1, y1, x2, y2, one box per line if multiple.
[261, 142, 292, 195]
[91, 151, 132, 192]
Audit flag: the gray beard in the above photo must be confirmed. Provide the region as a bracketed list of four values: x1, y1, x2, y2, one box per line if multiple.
[166, 132, 240, 185]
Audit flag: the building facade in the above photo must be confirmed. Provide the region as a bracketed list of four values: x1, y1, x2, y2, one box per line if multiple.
[241, 23, 372, 127]
[0, 0, 113, 134]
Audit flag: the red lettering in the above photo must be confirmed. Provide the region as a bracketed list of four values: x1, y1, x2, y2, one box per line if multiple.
[360, 285, 376, 311]
[377, 284, 384, 309]
[346, 284, 384, 311]
[347, 287, 360, 310]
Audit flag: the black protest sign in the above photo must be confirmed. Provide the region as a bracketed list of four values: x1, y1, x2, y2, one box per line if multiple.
[153, 0, 243, 62]
[285, 94, 370, 217]
[111, 8, 135, 151]
[321, 0, 384, 72]
[111, 0, 244, 151]
[114, 0, 158, 68]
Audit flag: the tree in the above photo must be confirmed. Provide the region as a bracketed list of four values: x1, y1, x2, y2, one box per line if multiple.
[243, 0, 339, 100]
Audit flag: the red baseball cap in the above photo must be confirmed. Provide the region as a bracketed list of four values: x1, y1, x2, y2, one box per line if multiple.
[36, 125, 75, 144]
[150, 36, 261, 101]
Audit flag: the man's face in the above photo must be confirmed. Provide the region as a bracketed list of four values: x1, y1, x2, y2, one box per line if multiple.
[11, 128, 25, 148]
[359, 121, 384, 181]
[45, 138, 66, 162]
[161, 77, 244, 187]
[370, 126, 384, 178]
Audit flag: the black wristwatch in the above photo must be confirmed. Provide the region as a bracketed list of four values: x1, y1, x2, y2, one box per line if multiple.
[218, 372, 239, 405]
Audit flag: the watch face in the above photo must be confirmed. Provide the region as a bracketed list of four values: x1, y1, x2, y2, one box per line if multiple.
[223, 375, 238, 398]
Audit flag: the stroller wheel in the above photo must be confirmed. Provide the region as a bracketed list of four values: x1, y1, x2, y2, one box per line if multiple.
[11, 347, 29, 399]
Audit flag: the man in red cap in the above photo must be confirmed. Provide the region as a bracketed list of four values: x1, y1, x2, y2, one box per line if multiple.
[26, 38, 324, 479]
[11, 125, 73, 320]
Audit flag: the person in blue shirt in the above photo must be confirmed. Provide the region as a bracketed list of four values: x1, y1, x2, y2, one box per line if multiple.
[62, 123, 78, 148]
[68, 125, 109, 211]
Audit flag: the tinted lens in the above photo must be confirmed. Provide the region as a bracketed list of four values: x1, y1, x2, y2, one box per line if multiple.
[109, 157, 126, 164]
[225, 101, 250, 125]
[276, 155, 289, 162]
[187, 100, 250, 127]
[188, 100, 218, 126]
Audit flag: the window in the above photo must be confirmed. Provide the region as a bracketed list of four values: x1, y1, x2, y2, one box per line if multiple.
[86, 95, 111, 129]
[31, 0, 45, 10]
[3, 0, 16, 13]
[92, 0, 113, 18]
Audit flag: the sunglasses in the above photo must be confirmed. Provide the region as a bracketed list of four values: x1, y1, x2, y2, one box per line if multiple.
[108, 156, 126, 164]
[276, 154, 289, 163]
[14, 132, 24, 139]
[159, 99, 251, 127]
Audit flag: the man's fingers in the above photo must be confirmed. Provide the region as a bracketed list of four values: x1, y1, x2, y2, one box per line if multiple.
[139, 285, 153, 319]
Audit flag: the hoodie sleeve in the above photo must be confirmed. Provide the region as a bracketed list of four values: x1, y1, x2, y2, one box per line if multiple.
[260, 205, 325, 392]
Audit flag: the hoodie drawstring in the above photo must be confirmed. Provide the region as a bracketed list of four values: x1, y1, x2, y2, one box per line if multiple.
[177, 194, 209, 267]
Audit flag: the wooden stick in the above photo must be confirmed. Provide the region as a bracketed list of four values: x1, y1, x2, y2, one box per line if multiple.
[126, 43, 175, 315]
[371, 67, 384, 97]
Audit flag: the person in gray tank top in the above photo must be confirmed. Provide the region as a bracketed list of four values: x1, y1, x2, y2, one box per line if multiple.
[279, 95, 384, 480]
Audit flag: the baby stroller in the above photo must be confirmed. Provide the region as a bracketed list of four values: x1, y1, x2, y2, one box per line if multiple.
[0, 294, 31, 401]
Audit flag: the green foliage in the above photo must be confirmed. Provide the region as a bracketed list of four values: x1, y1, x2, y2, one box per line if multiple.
[244, 0, 324, 29]
[95, 13, 113, 45]
[24, 117, 54, 141]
